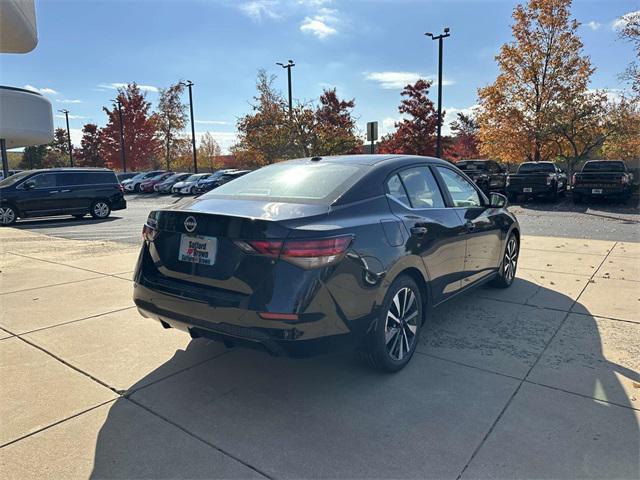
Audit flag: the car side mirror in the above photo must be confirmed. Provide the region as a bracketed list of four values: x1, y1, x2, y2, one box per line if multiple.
[24, 180, 36, 190]
[489, 192, 508, 208]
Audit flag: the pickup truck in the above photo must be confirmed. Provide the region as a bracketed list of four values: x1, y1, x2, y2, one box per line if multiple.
[505, 161, 567, 201]
[572, 160, 633, 204]
[456, 159, 507, 194]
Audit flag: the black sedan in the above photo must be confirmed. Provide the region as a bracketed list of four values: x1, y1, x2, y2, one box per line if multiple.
[133, 155, 520, 372]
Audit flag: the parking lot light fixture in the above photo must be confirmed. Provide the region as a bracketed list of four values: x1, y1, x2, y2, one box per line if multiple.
[180, 80, 198, 174]
[58, 109, 73, 167]
[276, 60, 295, 114]
[425, 27, 450, 159]
[111, 98, 127, 172]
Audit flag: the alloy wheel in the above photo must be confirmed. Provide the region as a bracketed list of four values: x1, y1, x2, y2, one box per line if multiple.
[503, 236, 518, 283]
[384, 287, 419, 361]
[93, 202, 109, 218]
[0, 207, 16, 225]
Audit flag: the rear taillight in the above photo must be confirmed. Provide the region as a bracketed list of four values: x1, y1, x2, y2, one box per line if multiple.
[142, 218, 158, 242]
[546, 173, 554, 185]
[506, 176, 510, 186]
[234, 235, 353, 269]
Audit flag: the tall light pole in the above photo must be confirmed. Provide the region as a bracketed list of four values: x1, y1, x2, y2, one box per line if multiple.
[112, 98, 127, 172]
[58, 109, 74, 167]
[276, 60, 295, 114]
[425, 27, 450, 159]
[180, 80, 198, 173]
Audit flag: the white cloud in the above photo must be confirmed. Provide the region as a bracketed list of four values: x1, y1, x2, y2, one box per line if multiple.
[195, 120, 228, 125]
[381, 117, 400, 136]
[300, 7, 338, 39]
[239, 1, 281, 21]
[365, 72, 455, 90]
[97, 83, 159, 93]
[57, 99, 83, 104]
[612, 11, 638, 30]
[55, 114, 87, 120]
[69, 128, 83, 147]
[24, 85, 58, 95]
[586, 21, 601, 30]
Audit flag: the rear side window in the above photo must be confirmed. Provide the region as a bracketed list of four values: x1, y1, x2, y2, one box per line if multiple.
[205, 162, 364, 203]
[59, 171, 117, 186]
[387, 167, 445, 209]
[27, 173, 58, 188]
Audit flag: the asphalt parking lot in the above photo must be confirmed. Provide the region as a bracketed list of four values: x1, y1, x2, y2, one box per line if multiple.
[11, 192, 640, 244]
[1, 227, 638, 479]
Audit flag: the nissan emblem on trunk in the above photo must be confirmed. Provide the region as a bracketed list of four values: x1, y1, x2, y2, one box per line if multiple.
[184, 216, 197, 233]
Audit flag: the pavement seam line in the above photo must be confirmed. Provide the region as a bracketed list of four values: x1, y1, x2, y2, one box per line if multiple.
[8, 251, 139, 278]
[125, 397, 275, 480]
[6, 305, 137, 336]
[0, 274, 107, 296]
[455, 241, 618, 480]
[0, 399, 117, 449]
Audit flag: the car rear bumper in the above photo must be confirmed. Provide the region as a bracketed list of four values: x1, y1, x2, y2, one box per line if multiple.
[573, 185, 631, 197]
[506, 184, 554, 196]
[133, 281, 369, 357]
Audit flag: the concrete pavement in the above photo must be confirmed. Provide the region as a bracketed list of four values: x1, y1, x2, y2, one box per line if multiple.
[0, 228, 638, 479]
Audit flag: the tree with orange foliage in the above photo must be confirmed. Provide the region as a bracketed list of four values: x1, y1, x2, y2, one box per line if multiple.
[378, 79, 438, 156]
[444, 112, 481, 162]
[100, 83, 162, 171]
[477, 0, 594, 165]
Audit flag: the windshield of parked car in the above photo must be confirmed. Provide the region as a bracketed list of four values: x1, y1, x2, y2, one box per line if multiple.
[0, 170, 31, 187]
[517, 163, 555, 174]
[583, 161, 625, 173]
[203, 161, 363, 203]
[457, 161, 489, 171]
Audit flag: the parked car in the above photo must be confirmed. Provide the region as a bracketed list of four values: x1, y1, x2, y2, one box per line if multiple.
[172, 173, 211, 195]
[572, 160, 633, 204]
[214, 170, 252, 188]
[116, 172, 138, 183]
[505, 161, 567, 201]
[193, 169, 238, 194]
[155, 173, 191, 194]
[0, 168, 126, 226]
[134, 155, 519, 372]
[456, 160, 507, 194]
[124, 170, 166, 193]
[139, 172, 174, 193]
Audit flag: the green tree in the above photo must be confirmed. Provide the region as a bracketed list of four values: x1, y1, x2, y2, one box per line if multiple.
[43, 128, 71, 168]
[157, 82, 187, 170]
[198, 132, 222, 171]
[313, 88, 362, 155]
[77, 123, 104, 167]
[20, 145, 48, 169]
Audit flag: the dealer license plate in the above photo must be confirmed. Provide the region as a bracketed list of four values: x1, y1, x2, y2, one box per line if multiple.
[523, 187, 532, 193]
[178, 234, 217, 265]
[592, 188, 603, 194]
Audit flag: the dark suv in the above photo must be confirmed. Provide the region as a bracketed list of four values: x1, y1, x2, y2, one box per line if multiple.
[0, 168, 126, 226]
[456, 159, 507, 194]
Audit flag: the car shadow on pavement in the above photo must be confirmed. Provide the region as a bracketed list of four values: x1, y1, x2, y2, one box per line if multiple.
[512, 196, 640, 215]
[88, 281, 639, 479]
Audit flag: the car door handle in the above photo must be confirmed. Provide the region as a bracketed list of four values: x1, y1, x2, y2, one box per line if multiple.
[48, 190, 59, 194]
[60, 189, 71, 193]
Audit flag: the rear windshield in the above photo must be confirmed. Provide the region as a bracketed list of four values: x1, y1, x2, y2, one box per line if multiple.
[458, 161, 488, 171]
[517, 163, 555, 173]
[203, 161, 363, 204]
[583, 161, 625, 172]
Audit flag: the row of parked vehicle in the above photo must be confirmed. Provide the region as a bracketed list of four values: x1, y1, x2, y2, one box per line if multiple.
[118, 169, 251, 195]
[456, 159, 634, 204]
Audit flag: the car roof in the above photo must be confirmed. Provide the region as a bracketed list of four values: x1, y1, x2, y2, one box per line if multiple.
[27, 167, 114, 173]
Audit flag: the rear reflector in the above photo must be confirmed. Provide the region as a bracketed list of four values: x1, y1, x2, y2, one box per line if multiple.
[258, 312, 299, 321]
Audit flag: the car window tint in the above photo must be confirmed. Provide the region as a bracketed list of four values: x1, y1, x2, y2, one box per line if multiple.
[436, 167, 482, 208]
[29, 173, 58, 188]
[398, 167, 445, 209]
[386, 174, 410, 207]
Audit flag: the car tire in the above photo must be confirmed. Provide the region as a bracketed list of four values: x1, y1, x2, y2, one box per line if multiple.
[0, 205, 18, 226]
[362, 275, 423, 373]
[90, 200, 111, 219]
[133, 184, 141, 193]
[491, 233, 519, 289]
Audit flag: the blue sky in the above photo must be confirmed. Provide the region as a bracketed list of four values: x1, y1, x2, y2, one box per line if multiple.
[1, 0, 636, 153]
